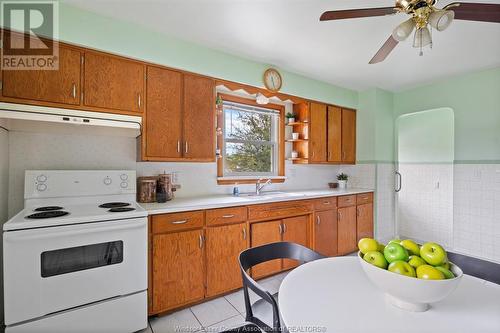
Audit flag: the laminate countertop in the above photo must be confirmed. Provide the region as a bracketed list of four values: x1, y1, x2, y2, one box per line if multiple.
[139, 188, 374, 215]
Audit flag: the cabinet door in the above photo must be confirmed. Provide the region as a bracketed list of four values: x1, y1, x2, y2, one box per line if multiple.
[183, 74, 215, 160]
[145, 66, 182, 158]
[357, 203, 374, 241]
[152, 230, 205, 312]
[251, 220, 282, 279]
[314, 210, 338, 257]
[282, 216, 309, 270]
[327, 106, 342, 162]
[206, 223, 248, 297]
[337, 206, 357, 255]
[84, 52, 144, 113]
[341, 108, 356, 163]
[2, 45, 81, 105]
[309, 102, 327, 163]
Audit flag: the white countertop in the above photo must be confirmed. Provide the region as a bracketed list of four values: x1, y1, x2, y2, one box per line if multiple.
[139, 188, 373, 215]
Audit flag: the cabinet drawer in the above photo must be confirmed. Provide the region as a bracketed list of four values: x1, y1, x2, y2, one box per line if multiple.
[338, 195, 356, 207]
[152, 211, 204, 233]
[206, 206, 247, 226]
[356, 192, 373, 205]
[313, 197, 337, 211]
[248, 200, 313, 221]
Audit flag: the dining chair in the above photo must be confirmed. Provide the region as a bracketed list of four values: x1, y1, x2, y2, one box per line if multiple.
[238, 241, 325, 332]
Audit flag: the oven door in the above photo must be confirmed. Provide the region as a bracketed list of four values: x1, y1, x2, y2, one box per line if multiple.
[3, 217, 147, 325]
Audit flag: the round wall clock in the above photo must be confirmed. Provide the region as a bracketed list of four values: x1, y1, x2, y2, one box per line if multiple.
[263, 68, 282, 92]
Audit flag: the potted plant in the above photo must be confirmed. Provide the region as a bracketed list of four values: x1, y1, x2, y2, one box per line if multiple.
[285, 112, 295, 124]
[337, 173, 348, 189]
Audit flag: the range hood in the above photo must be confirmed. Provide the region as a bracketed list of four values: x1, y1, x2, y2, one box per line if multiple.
[0, 102, 142, 138]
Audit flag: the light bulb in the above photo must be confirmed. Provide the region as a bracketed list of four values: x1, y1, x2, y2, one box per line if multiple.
[392, 18, 416, 41]
[428, 10, 454, 31]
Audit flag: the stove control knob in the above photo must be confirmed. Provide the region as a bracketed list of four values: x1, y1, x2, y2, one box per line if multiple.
[103, 177, 112, 185]
[120, 174, 128, 181]
[37, 183, 47, 192]
[120, 181, 128, 189]
[36, 174, 47, 182]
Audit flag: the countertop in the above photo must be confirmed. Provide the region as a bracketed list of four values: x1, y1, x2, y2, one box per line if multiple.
[139, 188, 374, 215]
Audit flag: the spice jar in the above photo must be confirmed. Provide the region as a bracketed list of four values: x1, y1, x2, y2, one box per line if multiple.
[157, 173, 173, 203]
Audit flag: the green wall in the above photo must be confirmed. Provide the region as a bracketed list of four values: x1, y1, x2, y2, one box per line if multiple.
[394, 68, 500, 162]
[49, 3, 357, 108]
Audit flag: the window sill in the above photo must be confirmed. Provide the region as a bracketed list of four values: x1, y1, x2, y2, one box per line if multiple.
[217, 176, 286, 185]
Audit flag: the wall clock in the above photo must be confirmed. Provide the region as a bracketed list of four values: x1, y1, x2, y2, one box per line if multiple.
[263, 68, 282, 92]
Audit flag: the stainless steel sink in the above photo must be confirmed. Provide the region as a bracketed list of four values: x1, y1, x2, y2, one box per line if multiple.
[238, 191, 306, 200]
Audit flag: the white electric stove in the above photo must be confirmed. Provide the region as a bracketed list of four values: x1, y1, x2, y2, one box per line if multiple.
[3, 170, 148, 333]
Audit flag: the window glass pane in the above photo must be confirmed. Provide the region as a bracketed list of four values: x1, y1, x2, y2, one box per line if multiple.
[225, 142, 273, 174]
[224, 107, 272, 142]
[41, 241, 123, 278]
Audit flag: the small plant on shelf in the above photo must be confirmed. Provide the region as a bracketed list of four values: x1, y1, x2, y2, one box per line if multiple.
[285, 112, 295, 124]
[337, 173, 348, 189]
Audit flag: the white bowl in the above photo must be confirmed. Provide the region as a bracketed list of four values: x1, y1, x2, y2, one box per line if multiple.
[358, 251, 463, 312]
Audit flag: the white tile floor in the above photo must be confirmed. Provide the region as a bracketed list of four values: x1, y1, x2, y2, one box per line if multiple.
[145, 271, 289, 333]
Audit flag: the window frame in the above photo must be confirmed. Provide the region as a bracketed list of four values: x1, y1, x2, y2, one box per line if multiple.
[216, 93, 285, 185]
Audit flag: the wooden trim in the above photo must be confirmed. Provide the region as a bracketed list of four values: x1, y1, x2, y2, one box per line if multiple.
[216, 93, 285, 185]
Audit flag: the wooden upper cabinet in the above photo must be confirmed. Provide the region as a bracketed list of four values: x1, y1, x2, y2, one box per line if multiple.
[183, 74, 215, 161]
[145, 66, 183, 158]
[152, 229, 205, 313]
[341, 108, 356, 163]
[327, 106, 342, 162]
[309, 102, 327, 163]
[337, 206, 357, 255]
[251, 220, 283, 279]
[282, 215, 309, 270]
[206, 223, 248, 297]
[83, 52, 144, 114]
[314, 210, 338, 257]
[2, 45, 81, 105]
[357, 203, 374, 241]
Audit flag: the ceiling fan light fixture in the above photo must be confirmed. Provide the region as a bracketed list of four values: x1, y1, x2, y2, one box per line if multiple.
[412, 26, 432, 48]
[392, 18, 416, 41]
[428, 9, 454, 31]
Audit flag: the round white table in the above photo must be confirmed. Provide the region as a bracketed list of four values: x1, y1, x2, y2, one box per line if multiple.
[279, 257, 500, 333]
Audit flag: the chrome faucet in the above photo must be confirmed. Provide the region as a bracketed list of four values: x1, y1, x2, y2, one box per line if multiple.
[255, 178, 272, 195]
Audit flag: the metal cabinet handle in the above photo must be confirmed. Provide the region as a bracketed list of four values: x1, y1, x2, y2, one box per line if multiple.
[222, 214, 235, 218]
[177, 140, 181, 153]
[395, 171, 402, 192]
[72, 83, 76, 98]
[185, 141, 189, 154]
[171, 220, 187, 225]
[279, 224, 283, 234]
[138, 93, 142, 108]
[199, 234, 204, 248]
[283, 223, 287, 233]
[342, 151, 346, 160]
[338, 211, 342, 220]
[242, 227, 247, 240]
[323, 201, 330, 205]
[316, 216, 321, 225]
[357, 208, 360, 217]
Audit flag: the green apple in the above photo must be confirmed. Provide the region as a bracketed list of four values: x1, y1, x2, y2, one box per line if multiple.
[408, 255, 426, 269]
[388, 239, 402, 245]
[435, 266, 455, 279]
[377, 242, 386, 252]
[363, 251, 388, 269]
[383, 243, 409, 263]
[420, 242, 447, 266]
[439, 259, 450, 270]
[416, 265, 445, 280]
[388, 261, 416, 278]
[358, 238, 379, 254]
[400, 239, 420, 256]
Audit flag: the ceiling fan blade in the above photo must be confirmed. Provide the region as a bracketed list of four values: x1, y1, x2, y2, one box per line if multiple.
[444, 2, 500, 23]
[369, 36, 399, 64]
[320, 7, 397, 21]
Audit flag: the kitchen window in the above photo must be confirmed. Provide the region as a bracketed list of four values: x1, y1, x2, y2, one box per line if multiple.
[217, 94, 285, 182]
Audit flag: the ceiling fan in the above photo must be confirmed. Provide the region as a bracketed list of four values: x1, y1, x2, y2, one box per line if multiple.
[320, 1, 500, 64]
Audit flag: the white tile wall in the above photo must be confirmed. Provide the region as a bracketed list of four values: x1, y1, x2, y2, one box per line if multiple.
[376, 163, 395, 241]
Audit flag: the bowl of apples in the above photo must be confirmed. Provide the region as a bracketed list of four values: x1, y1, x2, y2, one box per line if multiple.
[358, 238, 463, 312]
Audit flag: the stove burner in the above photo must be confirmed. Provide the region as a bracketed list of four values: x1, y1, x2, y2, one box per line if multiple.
[108, 207, 136, 213]
[26, 211, 69, 219]
[99, 202, 131, 209]
[34, 206, 64, 212]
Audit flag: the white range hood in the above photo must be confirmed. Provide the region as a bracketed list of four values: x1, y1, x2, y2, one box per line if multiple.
[0, 102, 142, 137]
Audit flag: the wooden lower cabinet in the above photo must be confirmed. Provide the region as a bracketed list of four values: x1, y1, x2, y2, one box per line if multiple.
[152, 229, 205, 313]
[282, 216, 309, 270]
[337, 206, 357, 255]
[250, 220, 283, 279]
[357, 203, 374, 240]
[205, 223, 248, 297]
[314, 210, 338, 257]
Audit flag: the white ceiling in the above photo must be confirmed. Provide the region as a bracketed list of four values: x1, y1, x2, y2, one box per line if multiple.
[64, 0, 500, 91]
